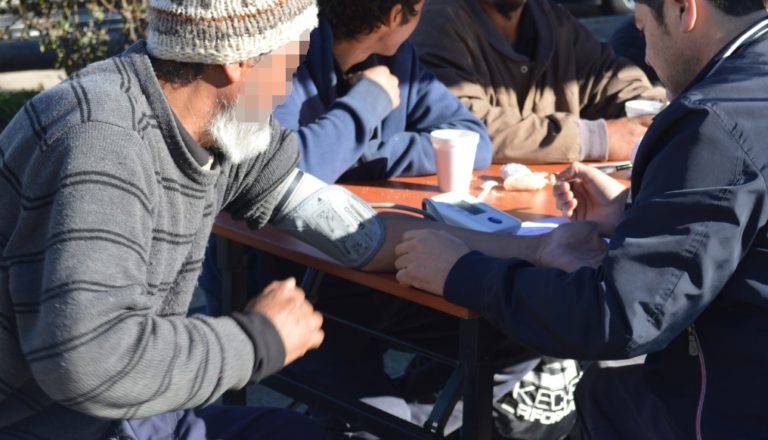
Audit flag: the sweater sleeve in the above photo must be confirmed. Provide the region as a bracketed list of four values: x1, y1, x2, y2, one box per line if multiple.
[12, 123, 264, 419]
[444, 109, 768, 360]
[275, 72, 394, 183]
[223, 119, 301, 229]
[358, 43, 492, 177]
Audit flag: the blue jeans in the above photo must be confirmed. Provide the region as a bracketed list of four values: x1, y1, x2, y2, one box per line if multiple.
[111, 405, 328, 440]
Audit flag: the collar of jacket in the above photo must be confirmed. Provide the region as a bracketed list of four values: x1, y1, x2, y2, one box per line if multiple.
[307, 16, 383, 108]
[306, 18, 339, 106]
[465, 0, 555, 66]
[629, 14, 768, 196]
[685, 14, 768, 94]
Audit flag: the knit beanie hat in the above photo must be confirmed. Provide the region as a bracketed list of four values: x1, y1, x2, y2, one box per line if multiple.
[146, 0, 318, 65]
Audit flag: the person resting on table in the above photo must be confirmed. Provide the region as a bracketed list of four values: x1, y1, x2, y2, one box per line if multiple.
[0, 0, 604, 438]
[410, 0, 667, 164]
[395, 0, 768, 437]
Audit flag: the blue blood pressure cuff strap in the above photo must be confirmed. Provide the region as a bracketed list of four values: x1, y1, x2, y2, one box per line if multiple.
[270, 170, 385, 268]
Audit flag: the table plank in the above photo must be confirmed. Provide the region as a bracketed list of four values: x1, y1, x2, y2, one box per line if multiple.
[214, 215, 480, 319]
[213, 164, 570, 319]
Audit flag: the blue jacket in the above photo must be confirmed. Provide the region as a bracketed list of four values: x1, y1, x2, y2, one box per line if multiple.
[445, 17, 768, 438]
[273, 18, 492, 183]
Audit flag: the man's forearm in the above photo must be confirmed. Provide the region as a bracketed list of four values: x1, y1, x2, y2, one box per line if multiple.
[363, 212, 542, 272]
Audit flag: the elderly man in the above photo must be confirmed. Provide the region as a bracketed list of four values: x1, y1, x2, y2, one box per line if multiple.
[410, 0, 666, 164]
[396, 0, 768, 437]
[0, 1, 328, 438]
[0, 0, 605, 438]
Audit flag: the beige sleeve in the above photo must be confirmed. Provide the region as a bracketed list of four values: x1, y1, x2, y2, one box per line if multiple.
[412, 9, 584, 164]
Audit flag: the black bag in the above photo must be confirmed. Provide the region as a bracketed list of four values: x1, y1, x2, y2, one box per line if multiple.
[492, 357, 582, 440]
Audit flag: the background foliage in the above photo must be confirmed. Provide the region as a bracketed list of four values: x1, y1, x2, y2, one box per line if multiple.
[1, 0, 148, 74]
[0, 89, 38, 129]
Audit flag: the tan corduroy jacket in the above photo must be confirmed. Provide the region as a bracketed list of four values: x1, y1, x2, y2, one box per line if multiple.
[410, 0, 666, 163]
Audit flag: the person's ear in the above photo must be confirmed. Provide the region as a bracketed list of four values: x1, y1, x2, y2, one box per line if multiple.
[671, 0, 698, 33]
[383, 4, 404, 28]
[221, 61, 247, 84]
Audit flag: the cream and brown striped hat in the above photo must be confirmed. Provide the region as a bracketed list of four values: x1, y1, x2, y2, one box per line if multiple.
[147, 0, 318, 64]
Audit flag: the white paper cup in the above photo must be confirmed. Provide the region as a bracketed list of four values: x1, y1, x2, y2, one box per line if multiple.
[625, 99, 666, 118]
[430, 129, 479, 194]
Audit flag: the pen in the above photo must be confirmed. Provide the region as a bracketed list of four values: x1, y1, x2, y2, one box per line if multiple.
[554, 162, 633, 184]
[591, 162, 633, 174]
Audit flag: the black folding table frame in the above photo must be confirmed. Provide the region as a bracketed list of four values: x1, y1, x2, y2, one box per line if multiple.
[216, 236, 495, 439]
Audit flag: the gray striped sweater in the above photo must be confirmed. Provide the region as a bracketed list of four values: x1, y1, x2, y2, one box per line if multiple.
[0, 42, 298, 439]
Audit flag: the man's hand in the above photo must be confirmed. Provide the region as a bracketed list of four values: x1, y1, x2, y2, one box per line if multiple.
[553, 162, 629, 233]
[535, 221, 609, 272]
[394, 229, 471, 295]
[247, 278, 324, 366]
[351, 65, 400, 110]
[605, 116, 652, 160]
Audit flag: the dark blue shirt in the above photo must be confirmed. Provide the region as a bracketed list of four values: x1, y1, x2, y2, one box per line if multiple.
[445, 17, 768, 438]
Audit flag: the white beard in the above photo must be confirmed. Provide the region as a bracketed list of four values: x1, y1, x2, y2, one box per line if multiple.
[208, 99, 272, 164]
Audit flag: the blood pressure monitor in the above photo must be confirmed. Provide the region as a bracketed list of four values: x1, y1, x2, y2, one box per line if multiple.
[422, 193, 522, 234]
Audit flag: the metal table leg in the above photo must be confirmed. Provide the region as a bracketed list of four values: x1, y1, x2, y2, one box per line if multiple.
[217, 236, 249, 406]
[459, 318, 493, 439]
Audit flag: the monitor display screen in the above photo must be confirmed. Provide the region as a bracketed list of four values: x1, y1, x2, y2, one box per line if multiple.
[452, 200, 484, 215]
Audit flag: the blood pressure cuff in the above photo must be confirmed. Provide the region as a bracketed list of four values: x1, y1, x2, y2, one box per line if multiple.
[270, 170, 385, 268]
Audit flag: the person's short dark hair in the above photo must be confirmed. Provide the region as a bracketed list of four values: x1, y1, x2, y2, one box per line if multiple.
[318, 0, 421, 39]
[149, 56, 206, 86]
[636, 0, 766, 24]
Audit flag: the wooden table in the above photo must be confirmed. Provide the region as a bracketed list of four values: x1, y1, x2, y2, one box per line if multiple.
[213, 164, 566, 439]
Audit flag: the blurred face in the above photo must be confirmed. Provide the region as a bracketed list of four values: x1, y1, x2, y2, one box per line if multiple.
[206, 32, 311, 163]
[635, 3, 699, 98]
[378, 0, 425, 55]
[238, 31, 311, 123]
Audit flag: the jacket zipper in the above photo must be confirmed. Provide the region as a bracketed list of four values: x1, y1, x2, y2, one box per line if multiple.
[688, 325, 706, 440]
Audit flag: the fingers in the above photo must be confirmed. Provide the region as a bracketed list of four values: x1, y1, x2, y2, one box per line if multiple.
[394, 253, 417, 271]
[306, 311, 324, 349]
[395, 229, 434, 256]
[557, 161, 588, 182]
[556, 163, 578, 182]
[395, 266, 416, 288]
[361, 65, 400, 110]
[554, 182, 577, 218]
[558, 198, 577, 218]
[264, 277, 297, 294]
[395, 264, 425, 291]
[635, 114, 654, 127]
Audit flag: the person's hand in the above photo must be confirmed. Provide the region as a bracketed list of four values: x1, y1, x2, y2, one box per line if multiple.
[605, 116, 653, 160]
[535, 221, 609, 272]
[350, 65, 400, 111]
[247, 278, 324, 366]
[394, 229, 471, 295]
[553, 162, 628, 232]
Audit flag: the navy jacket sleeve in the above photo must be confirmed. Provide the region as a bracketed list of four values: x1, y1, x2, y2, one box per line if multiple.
[444, 104, 768, 360]
[274, 42, 491, 183]
[354, 43, 492, 179]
